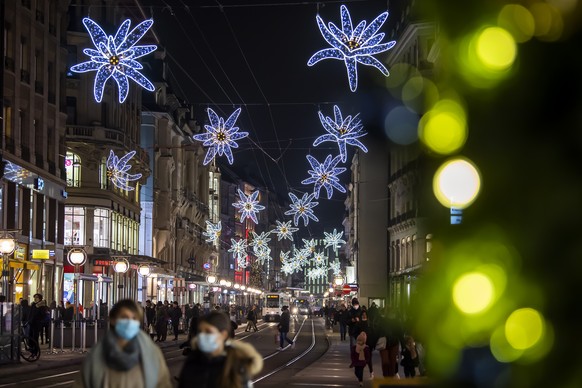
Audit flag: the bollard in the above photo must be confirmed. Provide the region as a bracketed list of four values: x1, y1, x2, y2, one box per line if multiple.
[71, 320, 76, 352]
[59, 321, 64, 353]
[80, 319, 87, 353]
[48, 310, 56, 354]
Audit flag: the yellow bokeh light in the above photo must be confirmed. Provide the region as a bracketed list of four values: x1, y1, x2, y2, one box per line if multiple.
[505, 308, 545, 350]
[497, 4, 536, 43]
[476, 27, 517, 71]
[433, 158, 481, 209]
[419, 99, 467, 155]
[453, 272, 494, 314]
[491, 325, 524, 363]
[530, 3, 564, 41]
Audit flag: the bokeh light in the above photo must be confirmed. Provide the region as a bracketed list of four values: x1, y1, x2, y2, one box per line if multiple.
[433, 158, 481, 209]
[505, 308, 545, 350]
[419, 99, 467, 155]
[385, 106, 419, 145]
[385, 62, 421, 100]
[476, 27, 517, 71]
[491, 325, 524, 363]
[453, 272, 494, 314]
[530, 3, 564, 41]
[497, 4, 536, 43]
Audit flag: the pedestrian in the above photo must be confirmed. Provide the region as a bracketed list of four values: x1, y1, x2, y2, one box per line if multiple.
[155, 301, 168, 342]
[245, 305, 258, 332]
[400, 335, 420, 378]
[351, 331, 372, 387]
[377, 307, 403, 378]
[72, 299, 172, 388]
[335, 304, 348, 341]
[347, 298, 363, 348]
[277, 306, 295, 350]
[188, 303, 201, 341]
[177, 311, 263, 388]
[20, 299, 31, 336]
[31, 294, 49, 345]
[145, 300, 156, 340]
[170, 301, 182, 341]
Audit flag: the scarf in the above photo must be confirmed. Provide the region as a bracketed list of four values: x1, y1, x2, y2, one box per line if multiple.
[355, 341, 366, 361]
[103, 330, 140, 371]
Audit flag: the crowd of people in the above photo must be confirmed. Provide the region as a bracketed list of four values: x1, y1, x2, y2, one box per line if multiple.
[324, 297, 425, 386]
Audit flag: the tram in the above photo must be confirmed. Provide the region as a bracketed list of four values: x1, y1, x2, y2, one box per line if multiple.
[262, 292, 291, 322]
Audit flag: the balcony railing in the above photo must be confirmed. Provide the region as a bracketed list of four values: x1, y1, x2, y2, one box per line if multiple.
[4, 57, 14, 72]
[66, 125, 149, 166]
[388, 210, 416, 227]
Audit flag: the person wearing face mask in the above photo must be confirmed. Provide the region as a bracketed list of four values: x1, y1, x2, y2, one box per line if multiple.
[73, 299, 172, 388]
[347, 298, 363, 348]
[178, 311, 263, 388]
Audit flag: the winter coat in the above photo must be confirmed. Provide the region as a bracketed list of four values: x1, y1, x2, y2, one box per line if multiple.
[246, 309, 257, 322]
[178, 339, 263, 388]
[347, 307, 363, 337]
[278, 310, 291, 333]
[350, 344, 371, 367]
[169, 307, 182, 322]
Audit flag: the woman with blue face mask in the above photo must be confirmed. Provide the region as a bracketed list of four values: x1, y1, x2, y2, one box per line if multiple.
[178, 311, 263, 388]
[73, 299, 172, 388]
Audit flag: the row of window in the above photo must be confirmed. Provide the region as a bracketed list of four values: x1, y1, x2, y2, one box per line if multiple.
[390, 234, 432, 272]
[64, 206, 139, 255]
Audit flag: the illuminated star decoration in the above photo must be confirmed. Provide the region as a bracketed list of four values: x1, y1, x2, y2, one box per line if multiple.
[324, 228, 346, 250]
[302, 154, 346, 199]
[232, 189, 265, 224]
[285, 192, 319, 226]
[229, 239, 248, 267]
[256, 249, 272, 265]
[307, 5, 396, 92]
[279, 251, 290, 263]
[282, 260, 301, 275]
[293, 249, 311, 267]
[70, 18, 156, 103]
[3, 161, 30, 182]
[106, 150, 142, 191]
[250, 231, 271, 255]
[303, 239, 318, 255]
[314, 106, 368, 163]
[192, 108, 248, 165]
[329, 261, 341, 276]
[313, 252, 327, 266]
[272, 220, 299, 241]
[307, 266, 328, 281]
[203, 221, 222, 243]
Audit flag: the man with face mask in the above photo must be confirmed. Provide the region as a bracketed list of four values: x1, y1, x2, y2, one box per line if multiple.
[347, 298, 363, 348]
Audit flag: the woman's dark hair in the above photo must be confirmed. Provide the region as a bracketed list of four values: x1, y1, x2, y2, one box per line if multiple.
[109, 299, 143, 323]
[199, 311, 231, 334]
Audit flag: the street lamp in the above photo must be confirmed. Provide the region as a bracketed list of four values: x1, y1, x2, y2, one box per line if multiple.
[334, 275, 345, 287]
[67, 248, 87, 322]
[206, 275, 217, 285]
[113, 258, 129, 302]
[219, 279, 227, 286]
[138, 265, 150, 305]
[0, 234, 16, 302]
[225, 281, 232, 288]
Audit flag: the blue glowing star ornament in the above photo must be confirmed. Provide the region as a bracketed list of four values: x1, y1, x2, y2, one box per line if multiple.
[193, 108, 248, 165]
[307, 5, 396, 92]
[285, 192, 319, 226]
[70, 18, 156, 103]
[314, 106, 368, 163]
[106, 150, 142, 191]
[324, 229, 346, 250]
[272, 220, 299, 241]
[232, 189, 265, 224]
[203, 221, 222, 243]
[302, 154, 347, 199]
[229, 238, 248, 260]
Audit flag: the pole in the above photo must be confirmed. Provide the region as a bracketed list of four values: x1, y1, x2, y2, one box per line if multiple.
[48, 309, 55, 354]
[73, 263, 79, 351]
[1, 253, 7, 301]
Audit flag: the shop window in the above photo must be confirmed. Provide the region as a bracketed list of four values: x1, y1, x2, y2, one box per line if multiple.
[65, 152, 81, 187]
[93, 208, 110, 247]
[64, 206, 85, 245]
[99, 156, 108, 189]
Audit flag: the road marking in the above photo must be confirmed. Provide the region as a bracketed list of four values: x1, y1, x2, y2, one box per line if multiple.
[263, 316, 307, 360]
[0, 371, 78, 386]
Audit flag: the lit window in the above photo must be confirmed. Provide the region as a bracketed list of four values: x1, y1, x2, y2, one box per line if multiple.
[99, 156, 108, 189]
[65, 152, 81, 187]
[93, 208, 110, 247]
[64, 206, 85, 245]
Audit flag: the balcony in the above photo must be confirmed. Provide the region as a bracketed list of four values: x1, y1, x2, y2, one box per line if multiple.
[34, 80, 44, 95]
[388, 210, 416, 227]
[20, 69, 30, 84]
[4, 57, 15, 72]
[66, 125, 149, 166]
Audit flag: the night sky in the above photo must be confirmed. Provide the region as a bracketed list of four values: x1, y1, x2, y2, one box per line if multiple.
[143, 0, 401, 235]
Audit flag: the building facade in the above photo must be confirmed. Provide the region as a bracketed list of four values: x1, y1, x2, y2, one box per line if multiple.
[1, 0, 69, 304]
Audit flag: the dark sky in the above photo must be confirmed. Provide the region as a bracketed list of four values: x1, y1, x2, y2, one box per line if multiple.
[145, 0, 401, 235]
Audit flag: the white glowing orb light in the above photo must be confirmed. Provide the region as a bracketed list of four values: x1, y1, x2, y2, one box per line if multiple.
[0, 236, 17, 255]
[433, 158, 481, 209]
[138, 264, 150, 277]
[113, 259, 129, 273]
[67, 248, 87, 266]
[234, 284, 241, 289]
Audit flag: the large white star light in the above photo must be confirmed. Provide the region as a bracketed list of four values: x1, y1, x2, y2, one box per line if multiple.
[272, 220, 299, 241]
[293, 249, 311, 267]
[307, 5, 396, 92]
[279, 251, 290, 263]
[250, 231, 271, 255]
[232, 189, 265, 224]
[313, 251, 328, 266]
[324, 228, 346, 250]
[307, 265, 328, 281]
[282, 260, 301, 276]
[203, 220, 222, 243]
[301, 154, 347, 199]
[106, 150, 142, 191]
[193, 108, 248, 165]
[228, 238, 248, 260]
[256, 249, 272, 265]
[285, 192, 319, 227]
[302, 239, 318, 255]
[329, 261, 341, 276]
[314, 106, 368, 163]
[70, 18, 156, 103]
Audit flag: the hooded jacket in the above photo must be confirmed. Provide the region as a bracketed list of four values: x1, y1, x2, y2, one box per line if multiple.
[178, 338, 263, 388]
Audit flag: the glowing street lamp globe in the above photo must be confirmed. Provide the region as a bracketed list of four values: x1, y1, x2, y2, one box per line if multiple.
[219, 279, 227, 286]
[113, 259, 129, 273]
[334, 275, 345, 287]
[0, 236, 16, 255]
[67, 248, 87, 266]
[234, 284, 241, 289]
[225, 281, 232, 288]
[138, 264, 150, 277]
[240, 285, 246, 291]
[207, 275, 217, 284]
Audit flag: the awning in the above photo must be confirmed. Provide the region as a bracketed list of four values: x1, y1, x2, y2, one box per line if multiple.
[9, 260, 40, 270]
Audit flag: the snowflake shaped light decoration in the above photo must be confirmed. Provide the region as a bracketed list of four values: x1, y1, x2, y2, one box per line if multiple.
[70, 18, 156, 103]
[285, 192, 319, 226]
[303, 239, 318, 255]
[228, 238, 248, 260]
[192, 108, 248, 165]
[282, 261, 301, 276]
[279, 251, 290, 263]
[314, 106, 368, 163]
[256, 250, 272, 265]
[307, 5, 396, 92]
[293, 249, 311, 267]
[237, 256, 249, 269]
[232, 189, 265, 224]
[307, 266, 328, 281]
[250, 231, 271, 255]
[272, 220, 299, 241]
[324, 228, 346, 250]
[301, 154, 346, 199]
[329, 261, 341, 276]
[106, 150, 142, 191]
[203, 220, 222, 243]
[313, 251, 327, 266]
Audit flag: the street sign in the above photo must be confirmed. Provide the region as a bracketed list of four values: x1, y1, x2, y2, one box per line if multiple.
[342, 284, 351, 295]
[32, 250, 50, 259]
